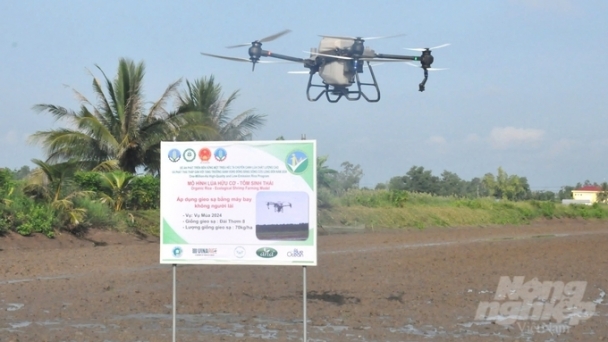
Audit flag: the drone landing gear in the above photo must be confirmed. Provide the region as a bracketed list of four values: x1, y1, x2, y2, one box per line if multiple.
[306, 61, 381, 103]
[419, 68, 429, 92]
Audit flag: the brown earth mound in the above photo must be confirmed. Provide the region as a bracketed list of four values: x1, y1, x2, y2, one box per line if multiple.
[1, 219, 607, 341]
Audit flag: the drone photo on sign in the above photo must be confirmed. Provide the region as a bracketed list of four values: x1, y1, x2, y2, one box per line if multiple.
[160, 140, 317, 266]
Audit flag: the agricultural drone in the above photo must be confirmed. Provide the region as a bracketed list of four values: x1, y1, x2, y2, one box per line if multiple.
[201, 29, 448, 103]
[267, 201, 292, 213]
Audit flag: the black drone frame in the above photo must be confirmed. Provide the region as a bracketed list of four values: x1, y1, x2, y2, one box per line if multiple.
[267, 201, 292, 213]
[201, 30, 441, 103]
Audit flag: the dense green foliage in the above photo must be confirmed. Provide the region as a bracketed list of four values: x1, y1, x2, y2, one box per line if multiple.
[2, 160, 608, 238]
[0, 58, 266, 238]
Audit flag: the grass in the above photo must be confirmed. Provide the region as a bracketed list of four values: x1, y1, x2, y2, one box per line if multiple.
[317, 190, 608, 230]
[6, 187, 608, 238]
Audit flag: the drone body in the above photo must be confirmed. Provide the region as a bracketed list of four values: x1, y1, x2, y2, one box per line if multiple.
[267, 201, 292, 213]
[201, 30, 448, 103]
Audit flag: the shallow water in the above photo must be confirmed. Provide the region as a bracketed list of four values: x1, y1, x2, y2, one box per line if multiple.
[2, 308, 602, 341]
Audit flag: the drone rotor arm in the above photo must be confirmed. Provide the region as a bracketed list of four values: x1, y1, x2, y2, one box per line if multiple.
[259, 50, 305, 63]
[306, 51, 353, 60]
[373, 53, 419, 61]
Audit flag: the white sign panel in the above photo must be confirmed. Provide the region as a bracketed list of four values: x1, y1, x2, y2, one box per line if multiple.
[160, 140, 317, 265]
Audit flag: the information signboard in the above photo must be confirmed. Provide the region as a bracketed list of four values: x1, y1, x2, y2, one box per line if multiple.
[160, 140, 317, 265]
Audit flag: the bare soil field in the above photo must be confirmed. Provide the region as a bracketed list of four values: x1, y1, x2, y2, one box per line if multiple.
[1, 218, 608, 341]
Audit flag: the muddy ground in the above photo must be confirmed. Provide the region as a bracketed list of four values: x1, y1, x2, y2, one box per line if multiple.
[1, 219, 608, 341]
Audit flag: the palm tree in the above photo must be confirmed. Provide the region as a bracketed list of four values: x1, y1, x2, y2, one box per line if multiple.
[24, 159, 93, 226]
[30, 58, 191, 174]
[175, 76, 266, 141]
[98, 171, 135, 211]
[317, 155, 338, 189]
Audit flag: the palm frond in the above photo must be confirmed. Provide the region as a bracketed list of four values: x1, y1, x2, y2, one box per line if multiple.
[92, 159, 119, 172]
[32, 104, 81, 123]
[147, 78, 182, 122]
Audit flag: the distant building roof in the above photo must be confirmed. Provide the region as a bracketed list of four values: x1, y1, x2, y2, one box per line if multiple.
[574, 185, 602, 192]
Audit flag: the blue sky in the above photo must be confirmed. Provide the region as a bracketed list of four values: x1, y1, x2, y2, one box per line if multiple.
[1, 0, 607, 191]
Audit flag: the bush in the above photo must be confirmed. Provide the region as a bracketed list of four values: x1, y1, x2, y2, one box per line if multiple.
[74, 197, 117, 228]
[338, 189, 409, 208]
[127, 175, 160, 210]
[9, 196, 56, 238]
[317, 187, 336, 209]
[74, 171, 103, 192]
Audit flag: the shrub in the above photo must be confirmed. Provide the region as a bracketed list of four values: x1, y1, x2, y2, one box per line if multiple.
[10, 196, 56, 238]
[73, 171, 103, 193]
[317, 187, 336, 209]
[74, 197, 117, 228]
[127, 175, 160, 210]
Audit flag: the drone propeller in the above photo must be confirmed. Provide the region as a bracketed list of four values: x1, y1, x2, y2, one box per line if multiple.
[200, 52, 284, 64]
[226, 29, 292, 49]
[319, 33, 406, 41]
[406, 62, 447, 71]
[405, 43, 450, 52]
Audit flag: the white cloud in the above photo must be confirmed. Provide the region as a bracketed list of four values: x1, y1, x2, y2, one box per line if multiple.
[489, 126, 545, 150]
[427, 135, 446, 145]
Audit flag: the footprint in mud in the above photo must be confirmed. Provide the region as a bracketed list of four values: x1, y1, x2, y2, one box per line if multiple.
[306, 291, 361, 305]
[386, 291, 405, 304]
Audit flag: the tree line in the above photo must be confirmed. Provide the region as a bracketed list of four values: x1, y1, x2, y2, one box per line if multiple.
[0, 58, 264, 236]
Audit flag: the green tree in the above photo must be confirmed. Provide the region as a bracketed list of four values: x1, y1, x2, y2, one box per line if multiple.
[335, 161, 364, 193]
[175, 76, 266, 141]
[317, 156, 338, 189]
[483, 167, 530, 200]
[558, 186, 575, 200]
[388, 166, 439, 194]
[597, 182, 608, 203]
[30, 58, 186, 174]
[465, 177, 489, 198]
[438, 170, 465, 197]
[99, 171, 136, 211]
[0, 168, 15, 206]
[11, 166, 31, 180]
[24, 159, 92, 226]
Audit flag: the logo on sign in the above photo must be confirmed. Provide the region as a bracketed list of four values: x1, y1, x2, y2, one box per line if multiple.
[214, 148, 227, 161]
[172, 246, 183, 258]
[287, 249, 304, 257]
[256, 247, 278, 258]
[183, 148, 196, 162]
[168, 149, 181, 162]
[192, 248, 217, 256]
[286, 150, 308, 174]
[234, 246, 246, 258]
[199, 148, 212, 161]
